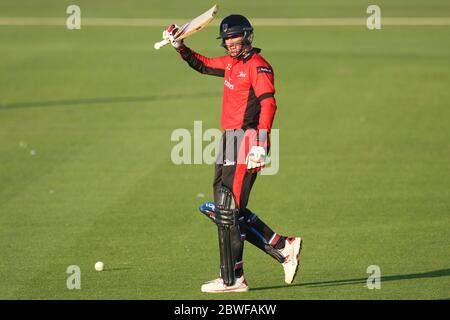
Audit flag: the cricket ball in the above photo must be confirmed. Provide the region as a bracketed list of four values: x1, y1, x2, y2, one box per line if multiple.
[95, 261, 104, 271]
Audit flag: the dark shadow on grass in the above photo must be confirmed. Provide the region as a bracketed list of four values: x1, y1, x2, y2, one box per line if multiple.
[102, 267, 132, 272]
[0, 92, 220, 110]
[251, 268, 450, 292]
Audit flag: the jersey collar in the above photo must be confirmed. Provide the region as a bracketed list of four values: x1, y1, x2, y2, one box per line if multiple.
[241, 47, 261, 62]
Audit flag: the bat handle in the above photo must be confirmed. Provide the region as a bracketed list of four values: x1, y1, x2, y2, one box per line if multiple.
[154, 39, 170, 50]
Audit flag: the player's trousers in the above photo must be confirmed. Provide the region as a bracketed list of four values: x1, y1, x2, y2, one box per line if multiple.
[213, 130, 258, 211]
[213, 130, 261, 277]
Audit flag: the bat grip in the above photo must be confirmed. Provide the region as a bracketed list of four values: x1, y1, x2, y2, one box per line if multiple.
[154, 39, 170, 50]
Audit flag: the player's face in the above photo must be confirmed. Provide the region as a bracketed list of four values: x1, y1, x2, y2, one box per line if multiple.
[224, 35, 245, 57]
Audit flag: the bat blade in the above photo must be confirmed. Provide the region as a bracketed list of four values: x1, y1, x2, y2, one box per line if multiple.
[174, 4, 218, 40]
[154, 4, 218, 50]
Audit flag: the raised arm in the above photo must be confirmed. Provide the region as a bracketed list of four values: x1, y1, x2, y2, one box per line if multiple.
[161, 24, 226, 77]
[176, 45, 226, 78]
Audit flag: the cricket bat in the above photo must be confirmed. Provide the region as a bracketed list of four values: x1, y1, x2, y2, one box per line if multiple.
[154, 4, 218, 50]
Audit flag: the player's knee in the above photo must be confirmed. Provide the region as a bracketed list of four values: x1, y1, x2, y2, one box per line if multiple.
[214, 186, 240, 226]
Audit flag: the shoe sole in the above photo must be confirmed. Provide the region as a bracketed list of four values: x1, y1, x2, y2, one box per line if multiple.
[285, 237, 302, 284]
[201, 286, 249, 293]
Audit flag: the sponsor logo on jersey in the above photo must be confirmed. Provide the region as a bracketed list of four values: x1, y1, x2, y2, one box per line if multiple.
[257, 66, 273, 74]
[224, 80, 234, 90]
[237, 71, 247, 78]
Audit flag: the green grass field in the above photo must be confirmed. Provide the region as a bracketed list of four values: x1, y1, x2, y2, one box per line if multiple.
[0, 0, 449, 300]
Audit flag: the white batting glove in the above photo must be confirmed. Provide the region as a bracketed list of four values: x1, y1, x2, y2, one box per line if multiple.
[162, 24, 183, 48]
[246, 146, 266, 171]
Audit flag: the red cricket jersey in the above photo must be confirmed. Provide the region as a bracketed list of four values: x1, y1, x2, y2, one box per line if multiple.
[177, 46, 277, 134]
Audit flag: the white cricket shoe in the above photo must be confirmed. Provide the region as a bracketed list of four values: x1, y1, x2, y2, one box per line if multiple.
[280, 237, 302, 284]
[201, 275, 249, 293]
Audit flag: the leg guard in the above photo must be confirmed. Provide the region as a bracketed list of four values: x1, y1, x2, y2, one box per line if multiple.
[215, 186, 241, 286]
[199, 202, 285, 264]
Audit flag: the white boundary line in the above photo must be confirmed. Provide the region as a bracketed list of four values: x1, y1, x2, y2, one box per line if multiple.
[0, 17, 450, 27]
